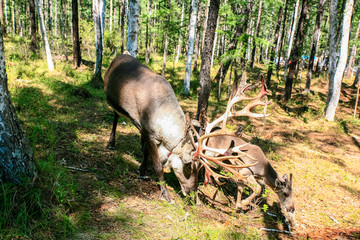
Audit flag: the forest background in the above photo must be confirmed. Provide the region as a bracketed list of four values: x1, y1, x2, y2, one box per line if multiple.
[0, 0, 360, 238]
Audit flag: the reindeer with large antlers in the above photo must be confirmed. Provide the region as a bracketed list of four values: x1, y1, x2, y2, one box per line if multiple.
[191, 76, 296, 226]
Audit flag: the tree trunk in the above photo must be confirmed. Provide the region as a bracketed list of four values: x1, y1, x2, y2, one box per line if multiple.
[126, 0, 139, 58]
[276, 0, 289, 76]
[304, 0, 325, 93]
[120, 0, 125, 53]
[91, 0, 105, 88]
[11, 0, 14, 34]
[346, 18, 360, 78]
[0, 0, 3, 24]
[175, 2, 184, 65]
[352, 65, 360, 87]
[145, 0, 150, 66]
[29, 0, 38, 53]
[183, 0, 198, 96]
[110, 0, 112, 31]
[327, 0, 338, 83]
[249, 0, 263, 68]
[161, 0, 171, 76]
[283, 0, 309, 101]
[4, 0, 7, 33]
[72, 0, 81, 68]
[196, 0, 220, 119]
[266, 6, 283, 88]
[49, 0, 53, 34]
[35, 0, 54, 71]
[0, 23, 36, 183]
[325, 0, 354, 121]
[283, 0, 300, 79]
[192, 4, 202, 72]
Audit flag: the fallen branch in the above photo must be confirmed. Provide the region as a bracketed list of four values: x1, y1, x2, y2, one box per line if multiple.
[260, 228, 292, 234]
[66, 166, 89, 172]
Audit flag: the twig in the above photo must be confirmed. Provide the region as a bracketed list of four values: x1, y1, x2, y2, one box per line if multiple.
[66, 166, 89, 172]
[328, 215, 339, 224]
[260, 228, 292, 234]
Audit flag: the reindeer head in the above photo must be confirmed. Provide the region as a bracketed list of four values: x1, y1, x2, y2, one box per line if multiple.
[275, 173, 296, 226]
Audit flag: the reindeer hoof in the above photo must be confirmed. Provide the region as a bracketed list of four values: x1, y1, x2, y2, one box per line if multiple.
[106, 143, 116, 150]
[138, 175, 150, 181]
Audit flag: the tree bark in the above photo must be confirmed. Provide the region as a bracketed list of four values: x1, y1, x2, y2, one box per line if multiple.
[161, 0, 171, 76]
[327, 0, 338, 83]
[29, 0, 38, 53]
[120, 0, 125, 53]
[325, 0, 354, 121]
[145, 0, 150, 66]
[196, 0, 220, 119]
[276, 0, 289, 76]
[249, 0, 263, 68]
[175, 2, 184, 65]
[91, 0, 106, 88]
[35, 0, 54, 71]
[304, 0, 325, 93]
[283, 0, 300, 79]
[0, 23, 36, 183]
[183, 0, 198, 96]
[266, 6, 283, 88]
[126, 0, 139, 58]
[346, 18, 360, 78]
[192, 3, 202, 72]
[72, 0, 81, 68]
[283, 0, 309, 101]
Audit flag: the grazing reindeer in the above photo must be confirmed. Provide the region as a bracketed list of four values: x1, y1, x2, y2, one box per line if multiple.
[191, 77, 296, 226]
[104, 53, 199, 202]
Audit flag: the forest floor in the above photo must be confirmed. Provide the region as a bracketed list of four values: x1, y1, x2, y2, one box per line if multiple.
[2, 41, 360, 239]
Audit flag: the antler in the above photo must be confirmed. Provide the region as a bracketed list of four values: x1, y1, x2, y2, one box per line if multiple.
[193, 75, 271, 186]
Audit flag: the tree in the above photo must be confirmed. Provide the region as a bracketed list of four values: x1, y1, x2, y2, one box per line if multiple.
[283, 0, 309, 101]
[29, 0, 38, 53]
[346, 18, 360, 78]
[91, 0, 106, 88]
[35, 0, 54, 71]
[183, 0, 198, 96]
[0, 23, 36, 183]
[196, 0, 220, 119]
[127, 0, 139, 58]
[249, 0, 263, 68]
[327, 0, 338, 83]
[283, 0, 300, 79]
[304, 0, 326, 93]
[266, 5, 283, 88]
[161, 0, 171, 76]
[325, 0, 354, 121]
[72, 0, 81, 68]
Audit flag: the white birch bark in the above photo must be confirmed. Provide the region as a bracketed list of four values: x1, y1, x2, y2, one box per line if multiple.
[50, 0, 53, 34]
[11, 0, 14, 34]
[325, 0, 354, 121]
[35, 0, 54, 71]
[283, 0, 300, 79]
[4, 0, 8, 33]
[93, 0, 106, 80]
[127, 0, 139, 58]
[175, 2, 184, 65]
[211, 14, 219, 68]
[183, 0, 198, 96]
[327, 0, 338, 84]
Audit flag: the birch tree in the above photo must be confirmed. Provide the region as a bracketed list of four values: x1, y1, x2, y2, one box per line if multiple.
[127, 0, 139, 58]
[346, 18, 360, 78]
[196, 0, 220, 118]
[325, 0, 354, 121]
[283, 0, 300, 79]
[91, 0, 106, 87]
[35, 0, 54, 71]
[327, 0, 338, 83]
[0, 23, 36, 183]
[175, 2, 184, 65]
[304, 0, 326, 93]
[249, 0, 263, 68]
[284, 0, 309, 101]
[183, 0, 198, 96]
[161, 0, 171, 76]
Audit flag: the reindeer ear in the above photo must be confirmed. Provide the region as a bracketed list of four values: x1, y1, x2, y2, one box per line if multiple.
[283, 174, 289, 182]
[275, 178, 285, 189]
[290, 173, 293, 185]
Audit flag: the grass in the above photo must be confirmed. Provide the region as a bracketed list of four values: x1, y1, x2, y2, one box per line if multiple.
[1, 35, 360, 239]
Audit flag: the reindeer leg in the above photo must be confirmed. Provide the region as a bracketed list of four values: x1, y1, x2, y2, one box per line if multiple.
[138, 135, 150, 181]
[107, 111, 119, 150]
[239, 175, 262, 210]
[147, 139, 173, 203]
[236, 181, 245, 211]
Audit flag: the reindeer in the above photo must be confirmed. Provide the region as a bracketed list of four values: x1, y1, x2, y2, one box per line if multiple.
[104, 53, 200, 202]
[190, 77, 296, 226]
